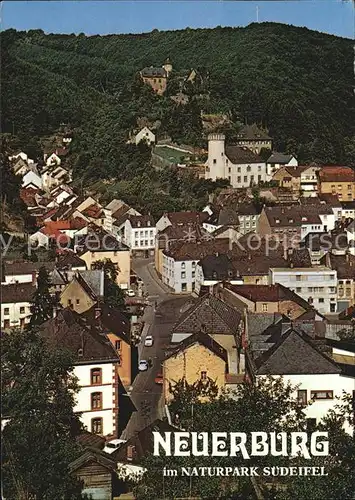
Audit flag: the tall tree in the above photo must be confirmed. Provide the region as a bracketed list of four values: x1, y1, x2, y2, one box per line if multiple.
[29, 266, 56, 327]
[1, 328, 84, 499]
[92, 259, 127, 311]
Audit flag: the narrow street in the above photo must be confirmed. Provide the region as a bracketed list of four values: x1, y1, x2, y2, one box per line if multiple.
[120, 258, 191, 439]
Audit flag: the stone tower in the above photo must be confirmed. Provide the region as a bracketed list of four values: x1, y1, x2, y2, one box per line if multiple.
[162, 58, 173, 76]
[206, 134, 226, 181]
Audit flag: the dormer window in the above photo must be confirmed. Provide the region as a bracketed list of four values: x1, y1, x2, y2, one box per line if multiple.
[289, 219, 294, 223]
[137, 221, 141, 227]
[147, 221, 151, 226]
[275, 219, 280, 224]
[78, 348, 83, 357]
[302, 217, 307, 222]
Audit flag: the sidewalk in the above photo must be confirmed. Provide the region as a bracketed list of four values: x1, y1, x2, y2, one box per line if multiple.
[146, 262, 173, 295]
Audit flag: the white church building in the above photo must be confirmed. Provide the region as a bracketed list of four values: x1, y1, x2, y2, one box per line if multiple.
[205, 134, 268, 188]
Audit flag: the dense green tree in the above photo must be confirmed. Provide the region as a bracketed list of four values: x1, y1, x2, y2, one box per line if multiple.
[29, 266, 56, 327]
[92, 259, 127, 311]
[1, 328, 84, 499]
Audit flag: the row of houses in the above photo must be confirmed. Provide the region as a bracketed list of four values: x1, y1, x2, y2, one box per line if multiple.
[205, 132, 355, 198]
[160, 285, 355, 434]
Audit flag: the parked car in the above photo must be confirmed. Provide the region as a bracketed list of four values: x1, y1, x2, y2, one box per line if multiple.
[155, 373, 163, 385]
[138, 360, 148, 371]
[126, 289, 136, 297]
[103, 439, 126, 454]
[144, 335, 154, 347]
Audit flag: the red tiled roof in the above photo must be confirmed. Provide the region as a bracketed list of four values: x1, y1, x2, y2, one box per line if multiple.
[319, 166, 355, 183]
[20, 188, 39, 207]
[82, 204, 103, 219]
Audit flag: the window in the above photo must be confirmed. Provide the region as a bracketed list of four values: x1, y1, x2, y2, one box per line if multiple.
[134, 240, 138, 247]
[4, 319, 10, 329]
[4, 308, 9, 315]
[296, 275, 302, 281]
[311, 390, 333, 400]
[68, 299, 73, 307]
[19, 306, 25, 314]
[297, 390, 307, 405]
[262, 303, 268, 312]
[237, 167, 241, 173]
[237, 176, 241, 183]
[201, 371, 207, 380]
[213, 159, 216, 164]
[76, 299, 80, 305]
[319, 298, 324, 303]
[181, 271, 186, 279]
[228, 167, 231, 173]
[192, 271, 195, 278]
[181, 262, 186, 269]
[91, 417, 103, 434]
[296, 287, 302, 293]
[247, 165, 251, 172]
[91, 392, 102, 410]
[150, 230, 154, 237]
[181, 283, 187, 292]
[91, 368, 102, 385]
[145, 230, 148, 237]
[115, 340, 121, 351]
[150, 240, 154, 246]
[258, 175, 262, 181]
[244, 176, 247, 183]
[144, 240, 148, 246]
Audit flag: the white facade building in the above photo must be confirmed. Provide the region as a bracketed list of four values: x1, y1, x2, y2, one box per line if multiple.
[135, 127, 155, 146]
[1, 283, 35, 330]
[270, 266, 338, 314]
[74, 362, 118, 438]
[205, 134, 267, 188]
[266, 153, 298, 179]
[162, 254, 198, 293]
[300, 165, 320, 197]
[22, 170, 43, 189]
[123, 215, 156, 257]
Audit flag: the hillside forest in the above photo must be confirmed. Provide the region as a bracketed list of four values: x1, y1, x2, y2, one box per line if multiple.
[1, 23, 355, 219]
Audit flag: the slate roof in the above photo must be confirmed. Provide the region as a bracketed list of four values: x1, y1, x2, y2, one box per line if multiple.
[164, 211, 209, 225]
[236, 124, 271, 141]
[141, 67, 167, 78]
[267, 153, 294, 164]
[225, 146, 263, 164]
[1, 283, 36, 303]
[164, 238, 230, 261]
[78, 270, 105, 298]
[76, 228, 129, 253]
[172, 293, 242, 336]
[81, 303, 130, 343]
[3, 261, 37, 276]
[199, 254, 240, 280]
[226, 283, 312, 312]
[254, 328, 341, 375]
[327, 254, 355, 280]
[205, 207, 239, 226]
[263, 205, 322, 227]
[113, 419, 176, 463]
[128, 215, 155, 228]
[287, 248, 312, 268]
[165, 331, 228, 363]
[56, 251, 87, 270]
[39, 308, 119, 363]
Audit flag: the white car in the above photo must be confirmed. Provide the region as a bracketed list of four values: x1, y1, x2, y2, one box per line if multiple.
[144, 335, 154, 347]
[103, 439, 126, 455]
[138, 360, 148, 371]
[126, 289, 135, 297]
